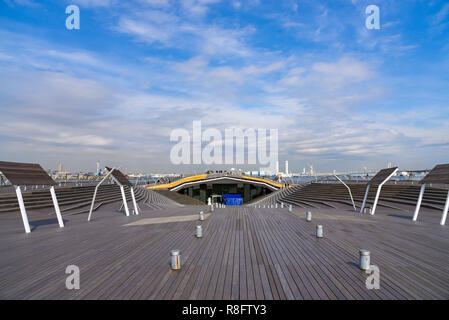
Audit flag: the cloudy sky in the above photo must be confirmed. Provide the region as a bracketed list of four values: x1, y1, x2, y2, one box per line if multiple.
[1, 0, 448, 174]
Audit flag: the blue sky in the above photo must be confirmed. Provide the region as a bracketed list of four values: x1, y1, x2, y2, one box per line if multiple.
[0, 0, 448, 173]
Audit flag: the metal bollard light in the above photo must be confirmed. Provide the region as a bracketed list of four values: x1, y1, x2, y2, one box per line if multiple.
[170, 250, 181, 270]
[316, 225, 323, 238]
[199, 211, 205, 221]
[281, 203, 284, 208]
[306, 211, 312, 222]
[210, 205, 214, 212]
[275, 203, 278, 208]
[288, 205, 292, 212]
[196, 225, 203, 238]
[359, 250, 370, 270]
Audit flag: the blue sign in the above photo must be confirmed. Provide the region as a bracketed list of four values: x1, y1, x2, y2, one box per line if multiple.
[223, 194, 242, 205]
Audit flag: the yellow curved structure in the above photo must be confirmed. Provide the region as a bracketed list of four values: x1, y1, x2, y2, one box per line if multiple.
[147, 174, 282, 190]
[148, 174, 208, 190]
[240, 175, 282, 188]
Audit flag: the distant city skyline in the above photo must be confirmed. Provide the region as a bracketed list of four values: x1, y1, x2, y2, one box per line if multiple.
[1, 1, 448, 173]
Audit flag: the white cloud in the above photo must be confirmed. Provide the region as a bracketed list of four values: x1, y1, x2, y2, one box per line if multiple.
[71, 0, 114, 7]
[232, 1, 241, 10]
[433, 3, 449, 25]
[180, 0, 221, 16]
[117, 17, 173, 44]
[138, 0, 171, 7]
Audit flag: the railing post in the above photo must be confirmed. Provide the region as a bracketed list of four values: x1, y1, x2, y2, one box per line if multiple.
[412, 184, 426, 221]
[15, 185, 31, 233]
[371, 168, 398, 215]
[130, 187, 139, 215]
[360, 184, 370, 213]
[120, 185, 130, 216]
[50, 186, 64, 228]
[440, 190, 449, 226]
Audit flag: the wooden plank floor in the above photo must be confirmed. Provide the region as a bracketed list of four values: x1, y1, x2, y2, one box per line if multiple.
[0, 201, 448, 299]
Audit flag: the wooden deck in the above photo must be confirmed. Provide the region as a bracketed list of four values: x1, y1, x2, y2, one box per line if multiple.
[0, 201, 448, 299]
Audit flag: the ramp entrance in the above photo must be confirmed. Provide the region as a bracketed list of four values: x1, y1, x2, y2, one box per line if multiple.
[177, 183, 272, 204]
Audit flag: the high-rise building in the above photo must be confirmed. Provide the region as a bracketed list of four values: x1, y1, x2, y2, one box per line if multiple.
[57, 162, 62, 173]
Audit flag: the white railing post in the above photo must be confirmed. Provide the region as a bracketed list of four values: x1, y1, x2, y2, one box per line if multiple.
[371, 168, 398, 215]
[88, 167, 116, 221]
[360, 184, 370, 213]
[120, 185, 130, 216]
[131, 187, 139, 215]
[15, 185, 31, 233]
[371, 185, 382, 215]
[412, 184, 426, 221]
[50, 186, 64, 228]
[334, 174, 356, 211]
[440, 190, 449, 226]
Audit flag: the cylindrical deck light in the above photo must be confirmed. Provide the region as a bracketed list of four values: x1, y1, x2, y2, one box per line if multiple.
[288, 205, 292, 212]
[196, 225, 203, 238]
[316, 225, 323, 238]
[170, 250, 181, 270]
[275, 203, 278, 208]
[199, 211, 205, 221]
[306, 211, 312, 222]
[281, 203, 284, 208]
[359, 250, 370, 270]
